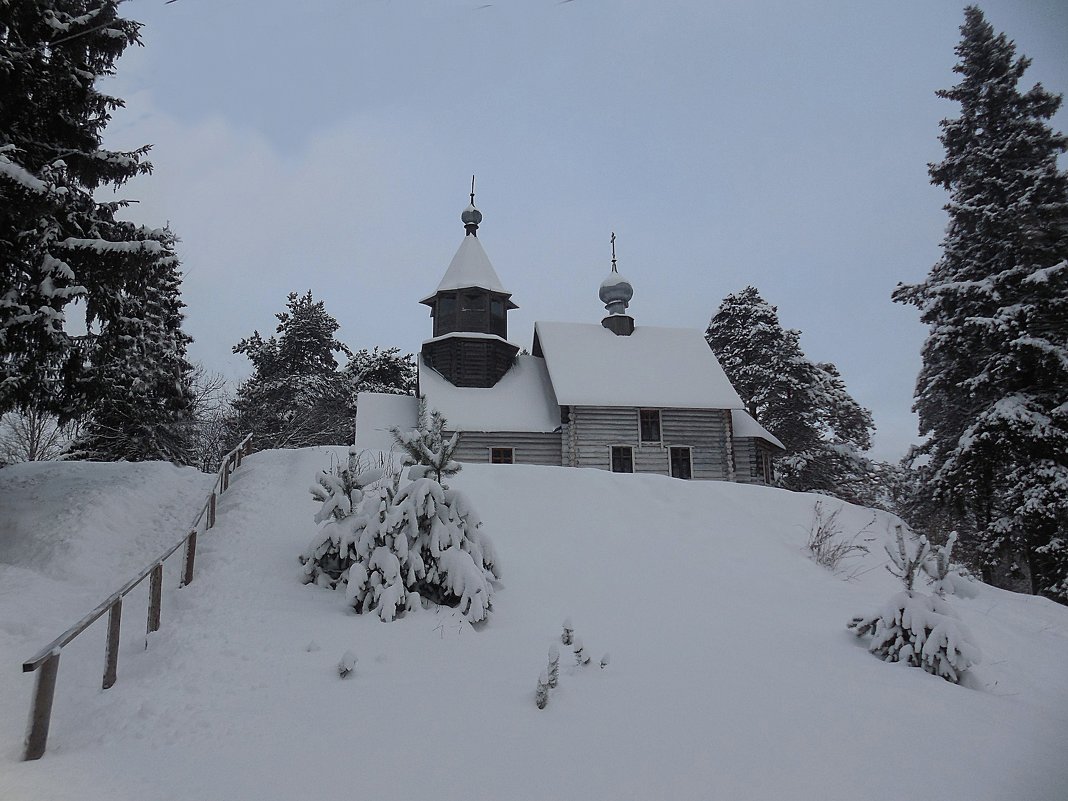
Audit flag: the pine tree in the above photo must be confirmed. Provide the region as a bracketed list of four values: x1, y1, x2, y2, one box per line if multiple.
[343, 347, 416, 399]
[0, 2, 158, 419]
[231, 291, 353, 449]
[893, 7, 1068, 601]
[706, 286, 875, 498]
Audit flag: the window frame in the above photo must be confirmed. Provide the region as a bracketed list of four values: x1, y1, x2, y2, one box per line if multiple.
[669, 446, 693, 480]
[638, 408, 662, 444]
[490, 447, 514, 465]
[610, 445, 634, 473]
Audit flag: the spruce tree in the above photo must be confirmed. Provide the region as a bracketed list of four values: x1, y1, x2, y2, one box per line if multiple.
[705, 286, 875, 498]
[893, 7, 1068, 601]
[0, 2, 156, 418]
[231, 291, 353, 449]
[67, 225, 196, 462]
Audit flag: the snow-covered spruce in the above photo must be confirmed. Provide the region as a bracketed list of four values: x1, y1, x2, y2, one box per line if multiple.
[390, 397, 461, 486]
[536, 670, 550, 710]
[561, 618, 574, 646]
[300, 454, 499, 623]
[848, 526, 980, 683]
[547, 645, 560, 688]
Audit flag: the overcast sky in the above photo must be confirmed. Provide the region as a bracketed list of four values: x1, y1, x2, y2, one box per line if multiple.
[99, 0, 1068, 461]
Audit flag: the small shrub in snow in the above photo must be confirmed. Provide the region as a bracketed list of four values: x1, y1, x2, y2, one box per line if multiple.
[536, 670, 550, 709]
[338, 650, 357, 678]
[301, 447, 499, 623]
[573, 637, 590, 666]
[547, 645, 560, 688]
[848, 525, 981, 684]
[599, 653, 610, 670]
[806, 500, 871, 572]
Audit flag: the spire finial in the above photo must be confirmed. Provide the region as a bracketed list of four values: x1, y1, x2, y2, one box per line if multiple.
[461, 175, 483, 236]
[611, 231, 617, 273]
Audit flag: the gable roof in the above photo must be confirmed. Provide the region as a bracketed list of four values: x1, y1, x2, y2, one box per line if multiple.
[419, 354, 560, 433]
[533, 321, 744, 409]
[419, 235, 513, 305]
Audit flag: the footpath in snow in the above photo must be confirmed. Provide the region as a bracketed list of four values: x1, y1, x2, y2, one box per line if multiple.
[1, 447, 1066, 800]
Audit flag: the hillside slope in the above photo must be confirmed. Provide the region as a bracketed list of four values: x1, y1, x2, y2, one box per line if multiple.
[1, 448, 1066, 800]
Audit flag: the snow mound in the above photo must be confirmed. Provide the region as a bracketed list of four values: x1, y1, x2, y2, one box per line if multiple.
[0, 448, 1066, 801]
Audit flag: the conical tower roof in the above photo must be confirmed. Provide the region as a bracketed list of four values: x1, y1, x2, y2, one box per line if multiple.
[419, 191, 516, 308]
[419, 234, 512, 304]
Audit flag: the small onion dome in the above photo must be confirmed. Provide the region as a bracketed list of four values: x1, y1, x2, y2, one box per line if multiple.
[461, 203, 483, 235]
[599, 271, 633, 315]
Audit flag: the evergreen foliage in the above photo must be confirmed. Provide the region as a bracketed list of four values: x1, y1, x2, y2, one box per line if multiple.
[301, 443, 499, 623]
[66, 226, 196, 462]
[893, 7, 1068, 601]
[849, 526, 981, 684]
[705, 286, 876, 498]
[390, 398, 461, 485]
[231, 291, 353, 449]
[0, 2, 163, 419]
[343, 346, 416, 402]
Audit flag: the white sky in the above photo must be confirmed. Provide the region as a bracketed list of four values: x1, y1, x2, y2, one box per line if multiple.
[99, 0, 1068, 461]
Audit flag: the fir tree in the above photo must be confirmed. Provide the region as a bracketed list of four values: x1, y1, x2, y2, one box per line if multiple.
[0, 2, 158, 419]
[231, 291, 353, 449]
[893, 7, 1068, 601]
[706, 286, 875, 498]
[66, 225, 196, 463]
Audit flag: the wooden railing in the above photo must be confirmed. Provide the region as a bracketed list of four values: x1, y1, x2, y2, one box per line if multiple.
[20, 433, 255, 761]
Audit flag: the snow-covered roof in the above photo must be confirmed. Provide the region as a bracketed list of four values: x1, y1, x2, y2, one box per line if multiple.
[354, 392, 419, 450]
[419, 354, 561, 433]
[419, 235, 512, 304]
[534, 321, 745, 409]
[731, 410, 785, 450]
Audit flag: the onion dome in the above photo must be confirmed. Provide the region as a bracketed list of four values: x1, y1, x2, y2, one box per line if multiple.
[599, 232, 633, 315]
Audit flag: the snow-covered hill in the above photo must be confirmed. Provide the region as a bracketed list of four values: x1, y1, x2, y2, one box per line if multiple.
[1, 448, 1066, 800]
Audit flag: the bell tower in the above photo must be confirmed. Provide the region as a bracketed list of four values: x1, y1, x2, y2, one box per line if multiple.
[419, 181, 519, 387]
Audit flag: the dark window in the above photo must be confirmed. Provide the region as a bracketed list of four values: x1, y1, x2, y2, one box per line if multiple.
[490, 448, 514, 464]
[438, 295, 456, 317]
[490, 298, 504, 318]
[462, 293, 486, 312]
[670, 447, 692, 480]
[639, 409, 661, 443]
[611, 446, 634, 473]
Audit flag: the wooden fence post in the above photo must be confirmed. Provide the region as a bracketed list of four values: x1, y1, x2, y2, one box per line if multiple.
[235, 447, 242, 468]
[208, 492, 217, 529]
[146, 563, 162, 643]
[221, 460, 230, 493]
[23, 650, 60, 761]
[103, 599, 122, 690]
[181, 531, 197, 587]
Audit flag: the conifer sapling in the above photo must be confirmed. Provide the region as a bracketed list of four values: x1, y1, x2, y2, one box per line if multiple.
[548, 645, 560, 688]
[536, 670, 550, 709]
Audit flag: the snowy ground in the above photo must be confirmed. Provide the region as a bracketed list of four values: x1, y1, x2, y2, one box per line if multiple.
[1, 448, 1066, 800]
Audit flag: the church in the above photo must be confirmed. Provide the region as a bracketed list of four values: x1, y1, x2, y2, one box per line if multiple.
[355, 193, 783, 484]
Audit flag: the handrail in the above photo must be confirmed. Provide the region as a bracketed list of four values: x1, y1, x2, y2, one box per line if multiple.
[20, 432, 254, 760]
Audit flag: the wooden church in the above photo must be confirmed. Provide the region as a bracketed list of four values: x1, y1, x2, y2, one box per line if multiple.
[356, 194, 783, 484]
